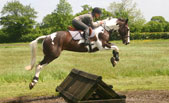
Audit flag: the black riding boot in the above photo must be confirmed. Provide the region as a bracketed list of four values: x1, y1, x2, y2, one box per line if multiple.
[84, 28, 90, 45]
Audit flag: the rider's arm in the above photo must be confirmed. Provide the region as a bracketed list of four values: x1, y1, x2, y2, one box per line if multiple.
[90, 18, 103, 28]
[93, 21, 103, 27]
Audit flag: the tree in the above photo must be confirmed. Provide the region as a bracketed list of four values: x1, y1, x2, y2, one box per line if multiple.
[81, 5, 92, 11]
[0, 0, 37, 42]
[151, 16, 166, 23]
[165, 22, 169, 32]
[108, 0, 146, 32]
[75, 5, 113, 21]
[55, 0, 72, 15]
[0, 29, 7, 43]
[100, 8, 114, 20]
[142, 16, 168, 32]
[41, 0, 73, 34]
[54, 0, 73, 30]
[74, 5, 92, 17]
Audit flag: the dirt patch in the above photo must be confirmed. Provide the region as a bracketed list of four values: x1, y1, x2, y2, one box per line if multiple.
[120, 90, 169, 103]
[1, 96, 66, 103]
[1, 90, 169, 103]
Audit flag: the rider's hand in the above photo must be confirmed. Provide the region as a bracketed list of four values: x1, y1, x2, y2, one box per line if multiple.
[100, 21, 103, 25]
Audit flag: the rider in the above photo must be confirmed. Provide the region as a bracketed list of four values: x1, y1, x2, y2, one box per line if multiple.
[72, 7, 103, 45]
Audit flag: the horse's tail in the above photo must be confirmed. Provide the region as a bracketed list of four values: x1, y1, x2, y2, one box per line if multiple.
[25, 35, 47, 71]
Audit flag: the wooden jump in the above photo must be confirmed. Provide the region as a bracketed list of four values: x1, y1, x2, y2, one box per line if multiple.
[56, 68, 126, 103]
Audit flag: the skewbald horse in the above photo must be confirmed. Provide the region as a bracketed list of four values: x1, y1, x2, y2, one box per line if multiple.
[25, 17, 130, 89]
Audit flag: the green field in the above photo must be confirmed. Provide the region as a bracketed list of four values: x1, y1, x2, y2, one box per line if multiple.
[0, 40, 169, 99]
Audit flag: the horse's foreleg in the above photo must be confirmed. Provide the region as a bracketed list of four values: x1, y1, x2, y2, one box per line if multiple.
[108, 44, 119, 60]
[104, 43, 120, 60]
[113, 50, 119, 61]
[109, 44, 120, 67]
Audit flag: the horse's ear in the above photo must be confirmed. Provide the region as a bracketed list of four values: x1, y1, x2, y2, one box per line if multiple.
[125, 19, 129, 24]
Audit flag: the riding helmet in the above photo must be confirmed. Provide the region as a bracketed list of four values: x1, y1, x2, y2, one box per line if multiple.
[92, 7, 102, 15]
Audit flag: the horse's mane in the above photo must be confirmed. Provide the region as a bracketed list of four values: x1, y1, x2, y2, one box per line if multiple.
[117, 18, 126, 22]
[103, 17, 126, 23]
[117, 18, 128, 26]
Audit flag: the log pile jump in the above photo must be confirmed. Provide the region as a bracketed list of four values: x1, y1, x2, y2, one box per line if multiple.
[56, 68, 126, 103]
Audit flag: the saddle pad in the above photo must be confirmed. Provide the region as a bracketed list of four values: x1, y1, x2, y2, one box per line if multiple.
[69, 30, 95, 40]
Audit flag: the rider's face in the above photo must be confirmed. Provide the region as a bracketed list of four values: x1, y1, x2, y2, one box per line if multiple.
[95, 13, 100, 19]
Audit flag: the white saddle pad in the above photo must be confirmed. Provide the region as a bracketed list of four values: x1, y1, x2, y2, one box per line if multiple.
[69, 30, 95, 40]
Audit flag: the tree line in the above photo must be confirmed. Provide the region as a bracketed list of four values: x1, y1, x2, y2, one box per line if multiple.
[0, 0, 169, 43]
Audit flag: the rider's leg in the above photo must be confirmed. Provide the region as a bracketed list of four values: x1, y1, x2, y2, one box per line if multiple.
[84, 28, 90, 45]
[72, 19, 90, 45]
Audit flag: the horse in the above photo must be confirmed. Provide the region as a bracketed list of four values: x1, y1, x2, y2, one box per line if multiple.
[25, 17, 130, 89]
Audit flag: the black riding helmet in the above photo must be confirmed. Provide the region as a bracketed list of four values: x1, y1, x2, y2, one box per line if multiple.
[92, 7, 102, 16]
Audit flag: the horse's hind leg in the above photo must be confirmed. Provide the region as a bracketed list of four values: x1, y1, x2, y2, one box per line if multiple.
[29, 55, 56, 89]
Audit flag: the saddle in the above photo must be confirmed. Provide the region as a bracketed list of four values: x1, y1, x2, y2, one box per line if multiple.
[68, 26, 95, 40]
[68, 26, 82, 31]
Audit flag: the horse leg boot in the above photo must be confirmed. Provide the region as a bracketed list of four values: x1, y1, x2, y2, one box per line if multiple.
[110, 50, 120, 67]
[109, 45, 120, 67]
[113, 50, 119, 61]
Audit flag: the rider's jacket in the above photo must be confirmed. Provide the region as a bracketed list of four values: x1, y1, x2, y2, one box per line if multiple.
[74, 13, 101, 29]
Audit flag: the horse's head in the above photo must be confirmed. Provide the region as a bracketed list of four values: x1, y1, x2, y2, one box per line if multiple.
[103, 18, 130, 45]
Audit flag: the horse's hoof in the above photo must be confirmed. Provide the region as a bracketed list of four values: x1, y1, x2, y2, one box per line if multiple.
[110, 57, 117, 67]
[115, 57, 119, 61]
[29, 83, 34, 90]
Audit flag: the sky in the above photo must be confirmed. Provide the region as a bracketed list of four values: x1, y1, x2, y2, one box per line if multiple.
[0, 0, 169, 23]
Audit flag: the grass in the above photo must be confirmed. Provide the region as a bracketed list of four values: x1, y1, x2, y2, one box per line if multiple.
[0, 40, 169, 99]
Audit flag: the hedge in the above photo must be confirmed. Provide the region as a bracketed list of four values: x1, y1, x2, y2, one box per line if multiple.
[1, 31, 169, 43]
[110, 32, 169, 40]
[130, 32, 169, 40]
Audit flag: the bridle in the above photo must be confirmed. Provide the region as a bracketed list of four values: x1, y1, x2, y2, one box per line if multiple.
[101, 21, 130, 40]
[102, 22, 119, 33]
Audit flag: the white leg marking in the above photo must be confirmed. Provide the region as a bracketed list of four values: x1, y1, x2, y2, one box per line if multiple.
[127, 27, 130, 43]
[104, 45, 119, 51]
[96, 40, 103, 50]
[35, 64, 47, 77]
[33, 79, 38, 83]
[127, 30, 130, 43]
[111, 45, 119, 51]
[78, 39, 85, 44]
[31, 82, 35, 85]
[91, 42, 97, 49]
